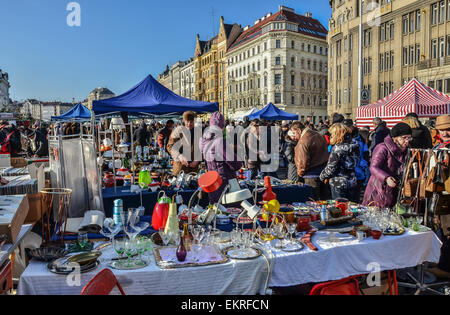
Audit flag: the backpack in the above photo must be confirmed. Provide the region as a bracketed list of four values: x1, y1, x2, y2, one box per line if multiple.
[0, 131, 16, 154]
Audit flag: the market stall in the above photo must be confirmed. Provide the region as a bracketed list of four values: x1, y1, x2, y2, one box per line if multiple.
[248, 103, 298, 121]
[356, 78, 450, 129]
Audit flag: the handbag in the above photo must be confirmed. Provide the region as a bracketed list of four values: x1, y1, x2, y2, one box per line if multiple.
[419, 150, 431, 198]
[404, 150, 420, 198]
[427, 151, 446, 193]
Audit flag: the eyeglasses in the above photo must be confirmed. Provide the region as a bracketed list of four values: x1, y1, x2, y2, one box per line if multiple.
[400, 136, 412, 142]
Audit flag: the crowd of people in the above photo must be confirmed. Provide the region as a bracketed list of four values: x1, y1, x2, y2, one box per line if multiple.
[0, 121, 49, 158]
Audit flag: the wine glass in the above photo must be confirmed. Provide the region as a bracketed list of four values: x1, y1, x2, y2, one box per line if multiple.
[78, 232, 88, 250]
[113, 238, 126, 259]
[124, 238, 137, 268]
[159, 229, 170, 247]
[100, 218, 121, 246]
[135, 236, 147, 265]
[276, 225, 286, 249]
[287, 223, 297, 243]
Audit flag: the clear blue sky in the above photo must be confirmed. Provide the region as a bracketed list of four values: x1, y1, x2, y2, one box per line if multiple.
[0, 0, 331, 103]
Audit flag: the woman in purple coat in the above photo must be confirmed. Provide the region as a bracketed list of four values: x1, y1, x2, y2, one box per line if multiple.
[200, 112, 242, 204]
[362, 123, 413, 208]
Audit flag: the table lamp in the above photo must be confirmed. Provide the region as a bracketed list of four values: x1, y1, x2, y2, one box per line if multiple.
[187, 171, 223, 226]
[218, 178, 261, 231]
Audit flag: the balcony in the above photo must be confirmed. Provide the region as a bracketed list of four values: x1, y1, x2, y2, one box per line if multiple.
[329, 25, 341, 38]
[418, 56, 450, 70]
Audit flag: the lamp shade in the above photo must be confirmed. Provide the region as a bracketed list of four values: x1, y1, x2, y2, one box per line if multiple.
[110, 117, 125, 130]
[198, 171, 222, 193]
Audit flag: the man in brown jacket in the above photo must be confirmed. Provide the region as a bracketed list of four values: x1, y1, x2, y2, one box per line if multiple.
[167, 111, 200, 176]
[291, 122, 330, 200]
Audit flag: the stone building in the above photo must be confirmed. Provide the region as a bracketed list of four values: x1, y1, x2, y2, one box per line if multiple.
[225, 6, 329, 123]
[328, 0, 450, 119]
[158, 60, 192, 96]
[86, 87, 115, 110]
[0, 69, 10, 109]
[180, 58, 195, 99]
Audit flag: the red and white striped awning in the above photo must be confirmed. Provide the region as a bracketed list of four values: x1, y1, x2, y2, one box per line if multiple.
[356, 78, 450, 129]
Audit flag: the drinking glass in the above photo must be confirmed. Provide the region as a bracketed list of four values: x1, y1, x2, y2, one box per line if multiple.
[100, 218, 121, 246]
[124, 238, 137, 268]
[287, 223, 297, 243]
[113, 238, 126, 259]
[78, 232, 88, 250]
[135, 236, 147, 265]
[159, 229, 170, 247]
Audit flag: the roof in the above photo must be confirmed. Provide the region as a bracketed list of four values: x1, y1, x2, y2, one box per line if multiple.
[356, 78, 450, 128]
[228, 9, 328, 52]
[90, 87, 115, 96]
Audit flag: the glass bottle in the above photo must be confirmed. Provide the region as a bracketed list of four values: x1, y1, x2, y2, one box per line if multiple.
[262, 176, 277, 202]
[182, 223, 192, 252]
[176, 232, 187, 262]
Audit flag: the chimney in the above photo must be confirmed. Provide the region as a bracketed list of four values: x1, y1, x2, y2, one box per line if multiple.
[266, 13, 272, 18]
[254, 19, 260, 25]
[279, 5, 295, 13]
[305, 11, 312, 18]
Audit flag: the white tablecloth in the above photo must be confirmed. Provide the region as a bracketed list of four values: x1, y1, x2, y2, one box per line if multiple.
[265, 230, 442, 287]
[17, 229, 442, 294]
[17, 244, 270, 295]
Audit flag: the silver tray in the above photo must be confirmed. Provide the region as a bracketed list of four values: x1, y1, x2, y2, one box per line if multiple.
[109, 259, 149, 270]
[221, 246, 262, 260]
[280, 240, 304, 252]
[47, 259, 100, 275]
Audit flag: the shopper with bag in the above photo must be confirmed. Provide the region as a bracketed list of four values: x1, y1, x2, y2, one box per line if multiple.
[362, 123, 412, 208]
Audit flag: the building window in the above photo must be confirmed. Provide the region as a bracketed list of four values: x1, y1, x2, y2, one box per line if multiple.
[349, 34, 353, 50]
[416, 10, 421, 30]
[432, 3, 438, 25]
[274, 93, 282, 104]
[274, 74, 281, 85]
[409, 12, 415, 33]
[440, 37, 445, 57]
[291, 95, 295, 105]
[291, 41, 295, 49]
[275, 56, 281, 65]
[403, 47, 408, 65]
[390, 22, 395, 39]
[429, 80, 435, 89]
[403, 15, 409, 34]
[437, 79, 443, 91]
[291, 57, 295, 68]
[416, 45, 421, 63]
[440, 1, 445, 23]
[276, 40, 281, 48]
[445, 79, 450, 93]
[409, 46, 415, 64]
[432, 39, 438, 58]
[291, 75, 295, 86]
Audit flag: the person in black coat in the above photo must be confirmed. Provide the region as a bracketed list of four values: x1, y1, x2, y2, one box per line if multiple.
[284, 132, 299, 182]
[26, 129, 48, 157]
[369, 117, 390, 156]
[133, 121, 150, 147]
[402, 113, 433, 149]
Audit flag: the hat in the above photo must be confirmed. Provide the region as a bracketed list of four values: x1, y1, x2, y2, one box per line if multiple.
[210, 112, 224, 129]
[332, 113, 345, 124]
[436, 114, 450, 130]
[391, 122, 412, 138]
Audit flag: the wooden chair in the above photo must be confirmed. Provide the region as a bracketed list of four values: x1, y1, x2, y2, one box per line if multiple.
[81, 268, 125, 295]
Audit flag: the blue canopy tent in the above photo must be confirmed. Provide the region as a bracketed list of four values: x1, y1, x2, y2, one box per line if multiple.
[51, 103, 92, 121]
[248, 103, 298, 121]
[92, 75, 218, 116]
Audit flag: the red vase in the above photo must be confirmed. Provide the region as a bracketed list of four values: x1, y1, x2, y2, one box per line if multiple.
[103, 173, 115, 188]
[152, 200, 170, 230]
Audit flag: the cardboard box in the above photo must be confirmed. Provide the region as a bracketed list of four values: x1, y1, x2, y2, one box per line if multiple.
[24, 193, 42, 225]
[0, 195, 29, 244]
[10, 158, 27, 168]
